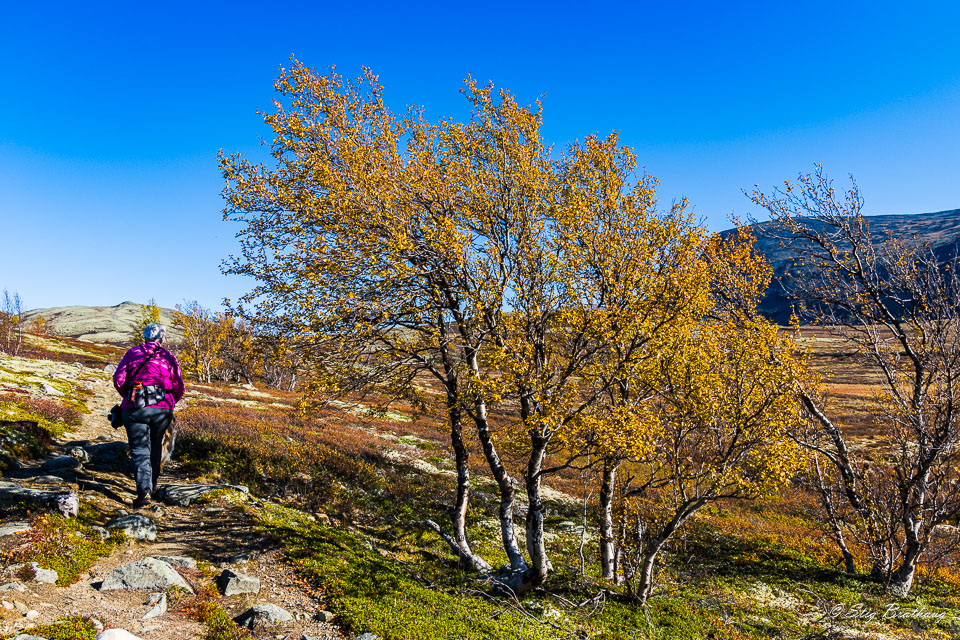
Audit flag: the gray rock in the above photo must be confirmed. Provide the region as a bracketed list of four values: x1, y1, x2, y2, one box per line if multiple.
[217, 569, 260, 596]
[91, 526, 110, 539]
[13, 599, 27, 613]
[313, 610, 335, 622]
[105, 514, 156, 541]
[0, 485, 78, 517]
[40, 456, 80, 471]
[0, 481, 21, 490]
[33, 475, 67, 485]
[140, 592, 167, 620]
[228, 552, 252, 564]
[25, 609, 39, 619]
[40, 382, 64, 397]
[7, 563, 58, 584]
[354, 634, 380, 640]
[0, 582, 26, 592]
[234, 603, 294, 629]
[99, 558, 192, 593]
[150, 555, 196, 570]
[0, 522, 31, 536]
[156, 483, 249, 507]
[13, 634, 48, 640]
[104, 364, 117, 374]
[69, 447, 91, 463]
[95, 434, 112, 441]
[97, 630, 143, 640]
[84, 441, 130, 472]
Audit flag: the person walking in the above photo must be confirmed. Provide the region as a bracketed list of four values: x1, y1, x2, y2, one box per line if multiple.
[113, 322, 185, 507]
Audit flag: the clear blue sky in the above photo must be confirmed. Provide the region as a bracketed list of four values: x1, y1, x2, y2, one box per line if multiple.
[2, 1, 959, 311]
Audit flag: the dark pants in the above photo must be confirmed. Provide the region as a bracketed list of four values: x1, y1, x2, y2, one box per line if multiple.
[123, 407, 173, 498]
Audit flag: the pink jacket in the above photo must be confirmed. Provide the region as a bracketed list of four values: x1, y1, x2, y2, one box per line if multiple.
[113, 342, 185, 410]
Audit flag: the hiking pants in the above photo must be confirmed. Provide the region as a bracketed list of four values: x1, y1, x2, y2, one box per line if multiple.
[123, 407, 173, 498]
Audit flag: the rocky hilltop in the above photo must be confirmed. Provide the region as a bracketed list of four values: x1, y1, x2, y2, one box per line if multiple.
[724, 208, 960, 322]
[20, 303, 182, 346]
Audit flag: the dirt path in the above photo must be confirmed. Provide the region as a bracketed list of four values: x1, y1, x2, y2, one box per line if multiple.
[0, 360, 344, 639]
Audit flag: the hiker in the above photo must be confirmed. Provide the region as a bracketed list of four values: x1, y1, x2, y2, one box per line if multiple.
[113, 322, 185, 507]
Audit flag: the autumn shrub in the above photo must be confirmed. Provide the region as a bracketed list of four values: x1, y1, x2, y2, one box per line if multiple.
[0, 513, 121, 586]
[0, 616, 97, 640]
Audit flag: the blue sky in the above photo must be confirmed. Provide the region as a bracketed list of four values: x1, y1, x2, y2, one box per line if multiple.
[2, 1, 959, 311]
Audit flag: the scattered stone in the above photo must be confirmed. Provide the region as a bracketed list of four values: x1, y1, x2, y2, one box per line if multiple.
[84, 441, 130, 472]
[95, 434, 112, 441]
[40, 382, 64, 397]
[313, 610, 335, 622]
[97, 630, 142, 640]
[90, 617, 104, 631]
[140, 592, 167, 620]
[228, 552, 252, 564]
[69, 446, 91, 463]
[13, 634, 48, 640]
[217, 569, 260, 596]
[354, 634, 380, 640]
[0, 582, 26, 592]
[8, 562, 58, 584]
[99, 558, 192, 593]
[104, 364, 117, 374]
[91, 526, 110, 539]
[150, 555, 197, 570]
[234, 603, 294, 629]
[1, 601, 11, 610]
[156, 483, 249, 507]
[33, 475, 68, 485]
[40, 456, 80, 472]
[0, 522, 31, 536]
[24, 609, 39, 619]
[13, 600, 27, 613]
[105, 514, 156, 541]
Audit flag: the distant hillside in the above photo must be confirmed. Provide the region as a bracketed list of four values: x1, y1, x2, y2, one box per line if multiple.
[20, 301, 182, 345]
[722, 208, 960, 323]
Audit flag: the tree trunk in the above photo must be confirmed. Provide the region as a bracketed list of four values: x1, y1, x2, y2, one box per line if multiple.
[889, 524, 923, 597]
[521, 434, 551, 591]
[599, 458, 618, 580]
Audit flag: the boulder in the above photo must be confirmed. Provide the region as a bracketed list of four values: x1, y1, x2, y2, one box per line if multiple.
[7, 562, 58, 584]
[234, 603, 293, 629]
[217, 569, 260, 596]
[69, 446, 91, 463]
[105, 514, 157, 541]
[0, 483, 78, 517]
[84, 441, 130, 472]
[99, 558, 192, 593]
[156, 483, 249, 507]
[0, 522, 31, 537]
[97, 630, 143, 640]
[40, 456, 80, 472]
[150, 555, 197, 570]
[33, 475, 68, 485]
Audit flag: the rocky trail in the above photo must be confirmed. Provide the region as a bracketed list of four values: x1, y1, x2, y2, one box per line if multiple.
[0, 357, 348, 640]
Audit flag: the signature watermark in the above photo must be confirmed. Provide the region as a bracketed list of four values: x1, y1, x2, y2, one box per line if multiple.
[817, 601, 950, 625]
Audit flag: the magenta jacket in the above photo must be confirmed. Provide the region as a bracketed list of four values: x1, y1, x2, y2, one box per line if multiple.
[113, 342, 185, 410]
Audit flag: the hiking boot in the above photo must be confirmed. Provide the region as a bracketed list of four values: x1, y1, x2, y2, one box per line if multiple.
[132, 496, 152, 508]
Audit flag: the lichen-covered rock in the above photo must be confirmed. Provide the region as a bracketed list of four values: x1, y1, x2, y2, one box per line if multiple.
[0, 484, 78, 517]
[105, 514, 157, 541]
[234, 603, 293, 629]
[7, 562, 58, 584]
[156, 483, 249, 506]
[140, 591, 167, 620]
[217, 569, 260, 596]
[150, 555, 196, 570]
[99, 558, 192, 593]
[0, 522, 31, 537]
